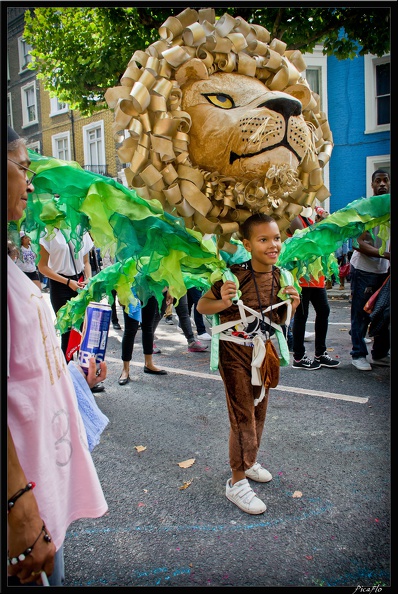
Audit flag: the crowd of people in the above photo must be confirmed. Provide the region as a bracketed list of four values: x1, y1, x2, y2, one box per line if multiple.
[7, 122, 390, 584]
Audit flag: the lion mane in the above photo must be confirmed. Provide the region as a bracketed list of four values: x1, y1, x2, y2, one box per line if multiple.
[105, 7, 333, 246]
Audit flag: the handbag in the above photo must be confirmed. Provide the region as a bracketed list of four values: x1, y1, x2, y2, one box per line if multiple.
[368, 276, 390, 337]
[363, 275, 389, 314]
[339, 262, 350, 279]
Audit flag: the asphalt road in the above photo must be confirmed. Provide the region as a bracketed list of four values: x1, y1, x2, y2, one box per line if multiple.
[43, 290, 390, 589]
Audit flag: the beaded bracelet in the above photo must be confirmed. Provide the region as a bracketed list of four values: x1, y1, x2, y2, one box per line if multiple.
[8, 482, 36, 512]
[8, 523, 52, 566]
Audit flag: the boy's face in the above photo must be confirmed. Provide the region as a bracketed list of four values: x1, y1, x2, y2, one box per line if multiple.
[242, 221, 282, 272]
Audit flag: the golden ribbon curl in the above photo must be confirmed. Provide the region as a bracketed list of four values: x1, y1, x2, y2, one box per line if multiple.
[105, 7, 332, 245]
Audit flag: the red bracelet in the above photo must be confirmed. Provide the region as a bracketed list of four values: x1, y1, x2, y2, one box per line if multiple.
[8, 482, 36, 512]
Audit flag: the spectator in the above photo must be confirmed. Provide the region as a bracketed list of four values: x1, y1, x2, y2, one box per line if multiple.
[7, 125, 107, 587]
[350, 169, 390, 371]
[37, 228, 93, 358]
[118, 293, 167, 385]
[16, 231, 42, 290]
[197, 213, 300, 514]
[287, 207, 340, 370]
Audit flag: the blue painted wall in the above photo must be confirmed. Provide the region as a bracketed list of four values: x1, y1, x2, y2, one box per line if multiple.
[326, 54, 390, 213]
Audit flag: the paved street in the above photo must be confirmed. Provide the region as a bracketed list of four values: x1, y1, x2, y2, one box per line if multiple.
[43, 288, 390, 588]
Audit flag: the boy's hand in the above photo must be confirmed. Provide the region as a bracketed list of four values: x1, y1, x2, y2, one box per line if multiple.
[281, 286, 300, 312]
[220, 280, 237, 307]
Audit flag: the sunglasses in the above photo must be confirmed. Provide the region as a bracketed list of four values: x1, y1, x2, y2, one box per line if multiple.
[8, 158, 37, 185]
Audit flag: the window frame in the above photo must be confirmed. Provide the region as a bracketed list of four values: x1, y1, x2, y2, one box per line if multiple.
[82, 120, 106, 172]
[364, 54, 390, 134]
[18, 36, 33, 73]
[51, 131, 71, 161]
[50, 96, 69, 117]
[7, 93, 13, 129]
[303, 46, 330, 211]
[21, 81, 38, 128]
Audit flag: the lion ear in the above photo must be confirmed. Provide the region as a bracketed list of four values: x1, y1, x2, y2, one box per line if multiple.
[284, 84, 312, 111]
[175, 58, 209, 86]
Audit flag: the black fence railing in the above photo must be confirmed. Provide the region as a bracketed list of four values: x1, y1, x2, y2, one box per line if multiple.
[83, 164, 109, 176]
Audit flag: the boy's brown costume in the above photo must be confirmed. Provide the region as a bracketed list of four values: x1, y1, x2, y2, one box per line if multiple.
[211, 264, 286, 472]
[106, 7, 333, 251]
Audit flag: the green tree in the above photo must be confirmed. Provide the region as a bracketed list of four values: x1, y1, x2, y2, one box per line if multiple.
[23, 6, 390, 116]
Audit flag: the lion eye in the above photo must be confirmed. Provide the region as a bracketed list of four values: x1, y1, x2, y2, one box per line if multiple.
[203, 94, 234, 109]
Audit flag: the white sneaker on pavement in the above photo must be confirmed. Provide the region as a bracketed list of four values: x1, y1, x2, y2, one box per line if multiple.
[225, 478, 266, 514]
[351, 357, 372, 371]
[197, 332, 212, 341]
[245, 462, 272, 483]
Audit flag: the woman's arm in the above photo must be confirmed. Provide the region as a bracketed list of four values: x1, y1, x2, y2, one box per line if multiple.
[82, 253, 92, 284]
[7, 427, 56, 584]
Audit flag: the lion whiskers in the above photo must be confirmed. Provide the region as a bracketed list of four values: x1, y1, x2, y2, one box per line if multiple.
[300, 121, 317, 162]
[245, 115, 274, 149]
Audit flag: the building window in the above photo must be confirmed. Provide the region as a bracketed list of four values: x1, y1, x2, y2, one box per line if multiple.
[7, 93, 13, 128]
[82, 121, 107, 175]
[52, 132, 71, 160]
[18, 36, 33, 72]
[21, 81, 38, 127]
[303, 46, 328, 114]
[27, 141, 41, 154]
[364, 54, 390, 134]
[303, 46, 329, 210]
[366, 155, 390, 197]
[50, 97, 69, 116]
[375, 62, 390, 126]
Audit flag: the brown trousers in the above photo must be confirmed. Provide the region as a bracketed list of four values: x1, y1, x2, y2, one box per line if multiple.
[218, 340, 269, 472]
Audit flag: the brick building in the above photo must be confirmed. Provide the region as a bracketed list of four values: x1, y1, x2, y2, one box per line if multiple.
[7, 6, 122, 180]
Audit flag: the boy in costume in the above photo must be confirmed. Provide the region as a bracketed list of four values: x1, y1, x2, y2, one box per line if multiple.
[197, 214, 300, 514]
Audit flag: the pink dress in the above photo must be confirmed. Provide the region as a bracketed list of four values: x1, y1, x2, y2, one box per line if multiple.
[7, 257, 108, 551]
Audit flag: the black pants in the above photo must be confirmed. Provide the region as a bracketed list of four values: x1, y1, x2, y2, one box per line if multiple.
[121, 296, 163, 361]
[49, 275, 80, 358]
[293, 287, 330, 360]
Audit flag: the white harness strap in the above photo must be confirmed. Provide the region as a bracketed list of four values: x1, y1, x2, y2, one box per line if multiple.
[212, 299, 291, 344]
[211, 299, 292, 405]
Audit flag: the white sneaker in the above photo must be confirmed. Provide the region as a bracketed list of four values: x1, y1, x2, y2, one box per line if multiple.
[364, 337, 372, 344]
[352, 357, 372, 371]
[225, 478, 266, 515]
[197, 332, 212, 341]
[245, 462, 272, 483]
[304, 331, 315, 341]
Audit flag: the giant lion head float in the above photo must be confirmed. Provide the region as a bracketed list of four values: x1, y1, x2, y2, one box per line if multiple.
[105, 7, 333, 247]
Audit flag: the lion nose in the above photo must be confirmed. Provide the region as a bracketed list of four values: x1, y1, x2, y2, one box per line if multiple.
[259, 96, 302, 118]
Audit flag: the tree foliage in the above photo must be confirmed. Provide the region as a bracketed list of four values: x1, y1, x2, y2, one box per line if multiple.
[23, 6, 390, 116]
